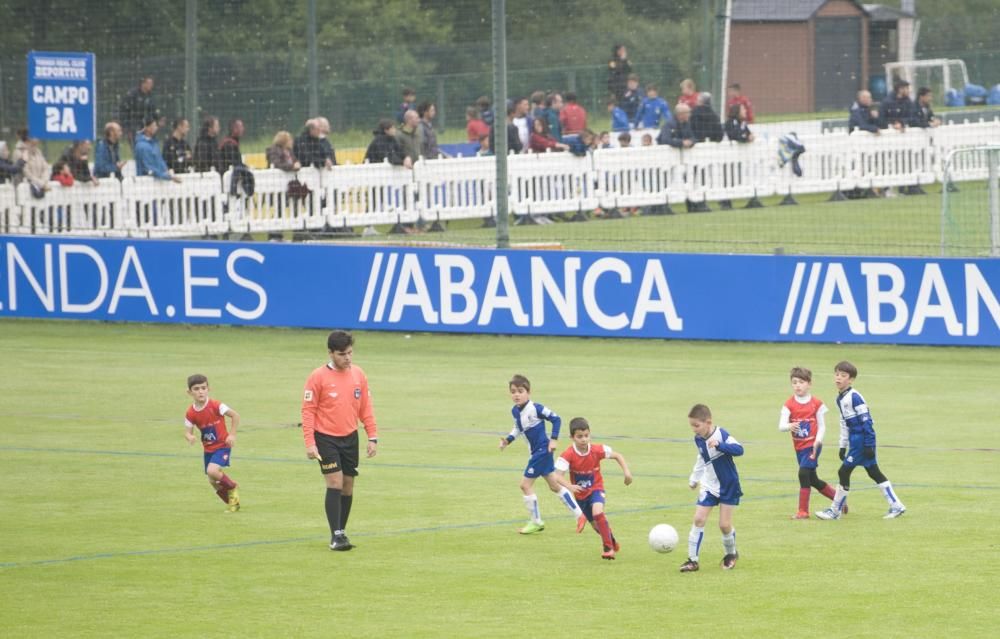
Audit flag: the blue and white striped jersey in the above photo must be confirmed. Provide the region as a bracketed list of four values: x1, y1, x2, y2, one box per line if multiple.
[506, 402, 561, 456]
[689, 426, 744, 501]
[836, 387, 876, 448]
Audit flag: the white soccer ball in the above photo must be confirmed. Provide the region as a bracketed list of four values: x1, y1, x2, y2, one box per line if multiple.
[648, 524, 679, 553]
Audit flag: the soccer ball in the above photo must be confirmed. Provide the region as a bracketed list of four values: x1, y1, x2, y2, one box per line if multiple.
[648, 524, 679, 553]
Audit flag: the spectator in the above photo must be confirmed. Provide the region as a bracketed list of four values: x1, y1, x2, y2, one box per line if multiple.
[544, 92, 564, 142]
[488, 102, 523, 155]
[657, 104, 695, 148]
[477, 96, 494, 128]
[219, 119, 246, 170]
[266, 131, 301, 171]
[134, 117, 181, 182]
[724, 104, 754, 143]
[365, 119, 411, 167]
[294, 119, 328, 169]
[51, 161, 75, 187]
[607, 44, 632, 101]
[193, 116, 222, 172]
[118, 76, 161, 149]
[162, 118, 192, 174]
[60, 140, 98, 184]
[881, 80, 915, 130]
[0, 141, 23, 183]
[417, 101, 447, 159]
[94, 122, 124, 179]
[396, 110, 422, 163]
[559, 92, 588, 135]
[725, 83, 755, 123]
[511, 97, 531, 153]
[314, 117, 338, 167]
[617, 132, 632, 148]
[397, 88, 416, 124]
[476, 133, 491, 156]
[691, 92, 724, 142]
[566, 129, 596, 156]
[529, 117, 569, 153]
[636, 84, 672, 129]
[848, 90, 880, 134]
[13, 128, 51, 194]
[598, 131, 612, 149]
[466, 106, 490, 143]
[608, 98, 631, 132]
[530, 91, 547, 121]
[641, 133, 654, 146]
[620, 74, 643, 123]
[677, 78, 699, 109]
[911, 87, 941, 128]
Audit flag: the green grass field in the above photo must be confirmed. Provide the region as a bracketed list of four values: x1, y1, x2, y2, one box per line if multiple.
[2, 320, 998, 638]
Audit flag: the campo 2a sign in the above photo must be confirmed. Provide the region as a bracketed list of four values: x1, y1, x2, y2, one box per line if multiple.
[27, 51, 96, 140]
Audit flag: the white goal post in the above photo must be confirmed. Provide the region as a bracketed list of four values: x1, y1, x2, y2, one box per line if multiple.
[884, 58, 970, 95]
[941, 146, 1000, 257]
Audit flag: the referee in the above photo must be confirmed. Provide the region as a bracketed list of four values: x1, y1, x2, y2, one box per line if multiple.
[302, 330, 378, 551]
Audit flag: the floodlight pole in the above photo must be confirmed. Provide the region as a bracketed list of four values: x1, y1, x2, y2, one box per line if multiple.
[492, 0, 509, 248]
[185, 0, 199, 129]
[990, 149, 1000, 256]
[307, 0, 319, 117]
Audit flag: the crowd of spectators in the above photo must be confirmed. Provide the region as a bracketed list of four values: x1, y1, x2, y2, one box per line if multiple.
[848, 80, 941, 134]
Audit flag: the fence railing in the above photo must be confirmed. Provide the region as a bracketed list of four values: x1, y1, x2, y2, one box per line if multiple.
[2, 120, 999, 238]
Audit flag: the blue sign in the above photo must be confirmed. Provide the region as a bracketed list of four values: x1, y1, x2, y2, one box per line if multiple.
[1, 236, 999, 346]
[27, 51, 96, 140]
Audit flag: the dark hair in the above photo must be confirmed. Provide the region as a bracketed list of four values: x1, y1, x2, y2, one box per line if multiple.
[617, 132, 631, 144]
[52, 160, 68, 175]
[534, 117, 551, 136]
[728, 104, 742, 120]
[16, 127, 29, 142]
[728, 82, 741, 91]
[200, 116, 218, 138]
[627, 73, 639, 82]
[476, 96, 491, 109]
[789, 366, 812, 382]
[834, 360, 858, 379]
[228, 119, 243, 136]
[565, 92, 577, 103]
[530, 90, 546, 105]
[466, 106, 480, 120]
[327, 330, 354, 353]
[187, 373, 208, 389]
[612, 44, 625, 57]
[917, 86, 932, 98]
[645, 84, 659, 93]
[402, 87, 415, 97]
[606, 97, 618, 107]
[508, 374, 530, 392]
[688, 404, 712, 421]
[569, 417, 590, 435]
[894, 79, 910, 92]
[416, 101, 434, 118]
[143, 116, 158, 128]
[545, 92, 562, 108]
[374, 118, 394, 135]
[172, 117, 188, 131]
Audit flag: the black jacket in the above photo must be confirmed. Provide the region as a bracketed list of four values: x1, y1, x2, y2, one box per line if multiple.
[657, 119, 695, 148]
[193, 134, 221, 172]
[724, 118, 752, 143]
[364, 132, 406, 166]
[163, 136, 192, 173]
[294, 131, 337, 168]
[691, 105, 724, 142]
[118, 86, 159, 132]
[219, 136, 244, 171]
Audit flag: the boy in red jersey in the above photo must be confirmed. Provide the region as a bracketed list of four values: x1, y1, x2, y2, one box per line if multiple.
[184, 374, 241, 512]
[302, 330, 378, 552]
[779, 367, 839, 519]
[555, 417, 633, 560]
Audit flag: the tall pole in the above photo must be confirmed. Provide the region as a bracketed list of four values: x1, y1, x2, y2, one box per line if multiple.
[185, 0, 199, 129]
[989, 149, 1000, 256]
[492, 0, 509, 248]
[307, 0, 319, 117]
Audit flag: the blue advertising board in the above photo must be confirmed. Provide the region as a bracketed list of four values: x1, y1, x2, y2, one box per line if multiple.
[27, 51, 96, 140]
[1, 236, 999, 346]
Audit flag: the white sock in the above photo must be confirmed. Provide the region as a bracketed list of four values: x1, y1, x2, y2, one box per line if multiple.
[557, 486, 584, 517]
[722, 529, 737, 556]
[832, 485, 848, 513]
[688, 525, 705, 562]
[878, 481, 904, 509]
[523, 494, 542, 524]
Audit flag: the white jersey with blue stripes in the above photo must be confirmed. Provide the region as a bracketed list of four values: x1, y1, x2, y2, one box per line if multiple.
[836, 386, 876, 448]
[506, 401, 561, 456]
[689, 426, 744, 501]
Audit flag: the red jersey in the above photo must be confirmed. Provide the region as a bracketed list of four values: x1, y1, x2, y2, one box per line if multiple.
[185, 399, 232, 452]
[726, 95, 755, 123]
[559, 103, 588, 135]
[783, 395, 826, 451]
[555, 443, 613, 499]
[301, 363, 377, 448]
[466, 119, 490, 142]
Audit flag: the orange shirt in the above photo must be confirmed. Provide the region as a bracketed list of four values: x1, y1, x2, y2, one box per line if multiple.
[301, 363, 377, 448]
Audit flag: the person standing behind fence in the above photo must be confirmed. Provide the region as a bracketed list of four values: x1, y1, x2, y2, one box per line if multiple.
[0, 142, 23, 183]
[725, 83, 755, 124]
[397, 88, 416, 124]
[691, 93, 723, 143]
[13, 128, 51, 195]
[725, 104, 754, 143]
[94, 122, 125, 179]
[60, 140, 98, 184]
[135, 117, 181, 183]
[315, 117, 338, 167]
[417, 101, 447, 159]
[466, 107, 490, 143]
[677, 78, 699, 109]
[560, 92, 588, 136]
[607, 44, 632, 101]
[396, 110, 422, 164]
[880, 80, 915, 131]
[118, 76, 161, 149]
[219, 120, 246, 171]
[543, 93, 563, 143]
[266, 131, 301, 171]
[163, 118, 193, 174]
[511, 97, 531, 153]
[657, 104, 695, 148]
[910, 87, 941, 128]
[621, 74, 643, 124]
[365, 119, 411, 167]
[848, 91, 880, 134]
[193, 116, 222, 172]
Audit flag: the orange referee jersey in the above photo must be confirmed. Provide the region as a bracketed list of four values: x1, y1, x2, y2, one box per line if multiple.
[301, 363, 377, 448]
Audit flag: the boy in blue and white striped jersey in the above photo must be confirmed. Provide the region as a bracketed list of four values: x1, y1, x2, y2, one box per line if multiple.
[499, 374, 587, 535]
[816, 361, 907, 520]
[681, 404, 744, 573]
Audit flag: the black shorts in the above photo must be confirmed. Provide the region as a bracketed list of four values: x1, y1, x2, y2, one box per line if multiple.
[315, 431, 359, 476]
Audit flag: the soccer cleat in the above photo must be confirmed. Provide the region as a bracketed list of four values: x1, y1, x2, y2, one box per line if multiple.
[815, 508, 841, 520]
[842, 503, 849, 515]
[721, 553, 738, 570]
[330, 533, 354, 551]
[679, 559, 700, 573]
[883, 506, 906, 519]
[227, 488, 240, 512]
[791, 511, 810, 520]
[576, 514, 588, 534]
[601, 546, 616, 560]
[519, 521, 545, 535]
[612, 537, 620, 552]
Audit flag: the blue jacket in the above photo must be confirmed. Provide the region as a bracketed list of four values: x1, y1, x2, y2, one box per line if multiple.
[880, 94, 915, 128]
[657, 119, 694, 148]
[134, 133, 171, 180]
[94, 139, 122, 178]
[848, 102, 880, 133]
[610, 107, 631, 132]
[636, 96, 671, 129]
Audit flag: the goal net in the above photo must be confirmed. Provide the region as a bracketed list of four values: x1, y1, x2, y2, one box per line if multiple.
[941, 146, 1000, 257]
[884, 59, 970, 97]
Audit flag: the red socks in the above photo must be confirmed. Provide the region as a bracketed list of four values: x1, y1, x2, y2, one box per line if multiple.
[798, 487, 810, 512]
[594, 513, 614, 549]
[819, 484, 836, 500]
[219, 474, 237, 490]
[215, 487, 229, 503]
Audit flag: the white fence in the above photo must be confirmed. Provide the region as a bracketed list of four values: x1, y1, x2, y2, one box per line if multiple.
[1, 119, 998, 238]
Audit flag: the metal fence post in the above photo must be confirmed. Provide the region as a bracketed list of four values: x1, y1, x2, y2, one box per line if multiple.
[492, 0, 509, 249]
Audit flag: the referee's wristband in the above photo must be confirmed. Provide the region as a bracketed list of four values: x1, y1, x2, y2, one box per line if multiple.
[368, 438, 379, 444]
